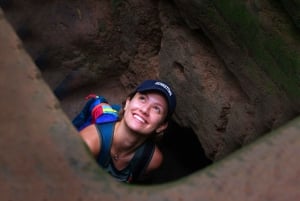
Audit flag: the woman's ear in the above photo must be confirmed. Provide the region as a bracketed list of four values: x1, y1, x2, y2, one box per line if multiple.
[156, 122, 168, 133]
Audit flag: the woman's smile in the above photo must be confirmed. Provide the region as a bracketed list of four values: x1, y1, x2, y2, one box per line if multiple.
[133, 113, 147, 124]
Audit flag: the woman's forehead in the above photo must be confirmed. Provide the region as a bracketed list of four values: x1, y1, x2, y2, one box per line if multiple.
[136, 91, 168, 105]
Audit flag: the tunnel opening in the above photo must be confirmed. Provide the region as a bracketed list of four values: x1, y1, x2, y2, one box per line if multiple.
[53, 79, 212, 185]
[3, 0, 298, 186]
[1, 1, 300, 199]
[137, 120, 212, 184]
[59, 89, 212, 185]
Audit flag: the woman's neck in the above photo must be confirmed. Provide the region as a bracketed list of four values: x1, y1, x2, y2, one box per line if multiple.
[112, 121, 146, 154]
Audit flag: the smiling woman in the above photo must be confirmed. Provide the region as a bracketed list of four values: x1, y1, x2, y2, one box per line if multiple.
[76, 80, 177, 183]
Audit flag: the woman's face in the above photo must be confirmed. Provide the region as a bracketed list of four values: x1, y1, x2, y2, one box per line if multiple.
[123, 92, 168, 135]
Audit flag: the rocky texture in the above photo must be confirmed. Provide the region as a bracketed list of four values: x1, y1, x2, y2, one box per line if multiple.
[159, 0, 300, 160]
[1, 14, 300, 199]
[1, 0, 300, 163]
[281, 0, 300, 29]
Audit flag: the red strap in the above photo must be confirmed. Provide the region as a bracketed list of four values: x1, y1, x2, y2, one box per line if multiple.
[85, 94, 98, 100]
[91, 104, 104, 123]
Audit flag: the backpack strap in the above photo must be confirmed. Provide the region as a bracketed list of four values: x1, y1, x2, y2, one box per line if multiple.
[130, 140, 155, 182]
[96, 122, 115, 167]
[95, 122, 155, 182]
[72, 98, 95, 131]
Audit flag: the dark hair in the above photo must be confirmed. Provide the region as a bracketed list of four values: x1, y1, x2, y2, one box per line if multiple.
[118, 90, 135, 120]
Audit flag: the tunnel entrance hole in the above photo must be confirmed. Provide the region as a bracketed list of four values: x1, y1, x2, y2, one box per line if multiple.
[40, 69, 213, 185]
[59, 87, 212, 185]
[139, 120, 212, 185]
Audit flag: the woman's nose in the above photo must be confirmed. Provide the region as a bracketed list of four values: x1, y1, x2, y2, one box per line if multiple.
[140, 103, 150, 115]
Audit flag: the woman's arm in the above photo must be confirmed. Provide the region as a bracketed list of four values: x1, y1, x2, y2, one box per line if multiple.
[79, 124, 101, 156]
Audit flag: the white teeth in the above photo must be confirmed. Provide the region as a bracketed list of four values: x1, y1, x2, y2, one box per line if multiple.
[133, 114, 145, 123]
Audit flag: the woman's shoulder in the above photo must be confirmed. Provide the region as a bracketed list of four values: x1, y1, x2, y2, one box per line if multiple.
[79, 124, 101, 156]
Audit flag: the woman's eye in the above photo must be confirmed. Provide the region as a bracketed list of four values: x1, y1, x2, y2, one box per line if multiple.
[139, 95, 146, 102]
[153, 106, 161, 114]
